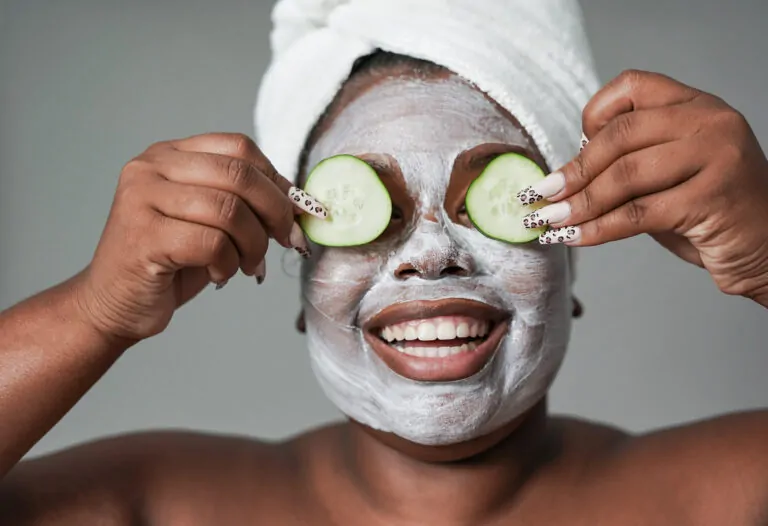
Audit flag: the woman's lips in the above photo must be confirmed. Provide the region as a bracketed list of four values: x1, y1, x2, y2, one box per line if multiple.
[363, 299, 510, 382]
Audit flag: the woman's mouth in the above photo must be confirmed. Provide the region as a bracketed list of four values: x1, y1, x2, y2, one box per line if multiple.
[363, 299, 510, 382]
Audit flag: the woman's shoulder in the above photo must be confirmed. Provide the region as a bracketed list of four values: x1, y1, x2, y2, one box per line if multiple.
[556, 410, 768, 524]
[0, 429, 304, 525]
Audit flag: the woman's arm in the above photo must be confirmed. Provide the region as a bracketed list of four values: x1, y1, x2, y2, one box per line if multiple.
[0, 133, 302, 522]
[0, 274, 129, 478]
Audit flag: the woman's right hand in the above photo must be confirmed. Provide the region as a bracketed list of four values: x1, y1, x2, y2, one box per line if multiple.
[73, 133, 311, 342]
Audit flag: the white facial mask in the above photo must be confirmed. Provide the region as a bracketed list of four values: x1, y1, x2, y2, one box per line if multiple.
[302, 76, 572, 446]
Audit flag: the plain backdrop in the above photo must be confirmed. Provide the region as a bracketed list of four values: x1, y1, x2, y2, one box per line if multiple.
[0, 0, 766, 458]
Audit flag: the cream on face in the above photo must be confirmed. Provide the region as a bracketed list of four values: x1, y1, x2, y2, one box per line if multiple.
[302, 75, 572, 446]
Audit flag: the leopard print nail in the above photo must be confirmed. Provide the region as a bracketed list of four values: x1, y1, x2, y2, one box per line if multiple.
[516, 186, 544, 206]
[539, 226, 580, 245]
[289, 187, 328, 219]
[522, 211, 548, 229]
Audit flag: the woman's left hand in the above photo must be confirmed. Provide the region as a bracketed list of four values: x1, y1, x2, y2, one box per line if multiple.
[520, 69, 768, 305]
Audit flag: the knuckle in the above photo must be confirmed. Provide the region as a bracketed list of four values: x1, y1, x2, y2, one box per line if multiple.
[624, 200, 646, 227]
[617, 68, 645, 88]
[720, 140, 745, 165]
[713, 107, 747, 130]
[213, 191, 241, 226]
[227, 133, 258, 159]
[145, 140, 171, 154]
[615, 155, 638, 185]
[610, 113, 635, 144]
[120, 158, 151, 179]
[204, 228, 230, 259]
[571, 154, 591, 184]
[115, 175, 147, 208]
[579, 186, 594, 214]
[225, 157, 255, 188]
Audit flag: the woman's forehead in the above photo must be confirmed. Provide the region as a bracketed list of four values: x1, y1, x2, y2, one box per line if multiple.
[308, 75, 532, 170]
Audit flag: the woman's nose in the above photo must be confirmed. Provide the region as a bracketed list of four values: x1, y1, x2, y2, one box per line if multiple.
[394, 258, 473, 280]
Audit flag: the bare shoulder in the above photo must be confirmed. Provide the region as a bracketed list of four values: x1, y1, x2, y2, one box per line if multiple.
[597, 410, 768, 524]
[0, 430, 295, 526]
[629, 410, 768, 476]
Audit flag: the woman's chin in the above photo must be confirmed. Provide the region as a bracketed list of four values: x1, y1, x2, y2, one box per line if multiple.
[348, 400, 546, 463]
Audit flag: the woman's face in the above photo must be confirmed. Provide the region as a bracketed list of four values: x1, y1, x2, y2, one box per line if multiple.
[302, 73, 573, 447]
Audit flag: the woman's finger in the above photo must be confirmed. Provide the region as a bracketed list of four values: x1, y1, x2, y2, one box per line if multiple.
[582, 70, 700, 138]
[538, 186, 689, 246]
[155, 216, 241, 285]
[166, 132, 327, 219]
[520, 106, 699, 206]
[168, 132, 292, 190]
[151, 149, 295, 247]
[146, 178, 269, 276]
[522, 139, 703, 229]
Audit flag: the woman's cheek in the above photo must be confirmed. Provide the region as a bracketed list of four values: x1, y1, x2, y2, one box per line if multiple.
[485, 246, 569, 305]
[304, 248, 385, 322]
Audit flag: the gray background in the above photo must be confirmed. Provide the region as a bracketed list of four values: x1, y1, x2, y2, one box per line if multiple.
[0, 0, 765, 458]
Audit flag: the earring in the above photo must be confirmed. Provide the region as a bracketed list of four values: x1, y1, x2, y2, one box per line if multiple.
[572, 297, 584, 318]
[296, 310, 307, 333]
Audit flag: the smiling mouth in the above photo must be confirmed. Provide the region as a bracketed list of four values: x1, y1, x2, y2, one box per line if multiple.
[363, 299, 510, 382]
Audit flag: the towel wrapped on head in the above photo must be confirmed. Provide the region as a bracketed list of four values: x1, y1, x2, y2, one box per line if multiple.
[255, 0, 601, 182]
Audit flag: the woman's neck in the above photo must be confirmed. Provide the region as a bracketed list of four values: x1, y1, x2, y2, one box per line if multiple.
[340, 400, 559, 524]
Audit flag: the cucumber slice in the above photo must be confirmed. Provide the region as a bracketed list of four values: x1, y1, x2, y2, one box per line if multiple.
[465, 153, 547, 243]
[299, 155, 392, 247]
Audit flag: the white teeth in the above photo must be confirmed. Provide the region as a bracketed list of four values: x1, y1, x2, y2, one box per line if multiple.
[436, 321, 456, 340]
[410, 347, 425, 357]
[417, 323, 437, 341]
[394, 341, 481, 358]
[380, 317, 495, 345]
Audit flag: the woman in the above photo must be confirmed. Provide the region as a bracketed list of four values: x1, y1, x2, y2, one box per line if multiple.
[1, 0, 768, 524]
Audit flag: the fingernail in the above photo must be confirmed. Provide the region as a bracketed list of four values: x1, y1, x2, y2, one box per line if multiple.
[516, 172, 566, 205]
[580, 132, 589, 152]
[254, 260, 266, 285]
[215, 279, 228, 290]
[289, 186, 328, 220]
[522, 201, 571, 228]
[539, 226, 581, 245]
[290, 222, 311, 259]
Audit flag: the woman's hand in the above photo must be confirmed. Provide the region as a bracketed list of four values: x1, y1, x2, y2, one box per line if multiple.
[519, 70, 768, 304]
[74, 133, 322, 342]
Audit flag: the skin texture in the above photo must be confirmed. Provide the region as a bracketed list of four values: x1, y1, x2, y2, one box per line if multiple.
[0, 65, 767, 525]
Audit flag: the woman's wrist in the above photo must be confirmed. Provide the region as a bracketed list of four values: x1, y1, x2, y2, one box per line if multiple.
[59, 271, 138, 356]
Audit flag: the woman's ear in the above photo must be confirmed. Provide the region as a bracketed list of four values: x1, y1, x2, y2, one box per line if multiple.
[572, 296, 583, 318]
[296, 309, 306, 333]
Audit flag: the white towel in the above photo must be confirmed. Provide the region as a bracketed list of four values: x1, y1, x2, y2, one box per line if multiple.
[255, 0, 601, 182]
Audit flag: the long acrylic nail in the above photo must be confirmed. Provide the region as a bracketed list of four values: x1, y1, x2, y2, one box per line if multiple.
[290, 222, 311, 259]
[522, 201, 571, 228]
[254, 260, 266, 285]
[289, 186, 328, 220]
[539, 226, 581, 245]
[516, 171, 566, 205]
[214, 279, 229, 290]
[580, 132, 589, 152]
